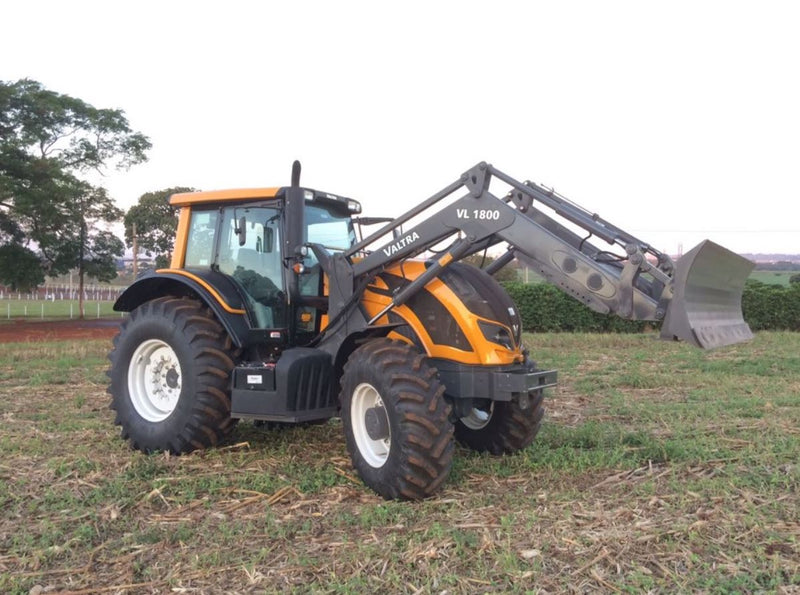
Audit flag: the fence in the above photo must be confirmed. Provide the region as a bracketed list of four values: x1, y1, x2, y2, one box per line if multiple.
[1, 299, 124, 320]
[0, 284, 126, 302]
[0, 284, 126, 320]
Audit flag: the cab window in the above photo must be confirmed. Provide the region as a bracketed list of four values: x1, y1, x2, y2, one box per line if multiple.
[184, 210, 219, 267]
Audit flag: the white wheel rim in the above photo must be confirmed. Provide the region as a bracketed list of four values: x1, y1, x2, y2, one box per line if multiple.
[461, 402, 494, 430]
[128, 339, 182, 422]
[351, 382, 391, 468]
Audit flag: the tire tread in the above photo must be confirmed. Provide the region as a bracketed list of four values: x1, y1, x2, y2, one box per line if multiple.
[341, 338, 454, 500]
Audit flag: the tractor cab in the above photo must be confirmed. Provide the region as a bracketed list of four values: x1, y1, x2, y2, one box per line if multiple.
[169, 186, 359, 345]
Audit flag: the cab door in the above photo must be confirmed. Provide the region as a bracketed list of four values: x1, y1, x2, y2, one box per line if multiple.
[216, 206, 286, 329]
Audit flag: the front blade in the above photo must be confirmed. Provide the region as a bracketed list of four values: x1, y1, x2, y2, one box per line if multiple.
[661, 240, 754, 349]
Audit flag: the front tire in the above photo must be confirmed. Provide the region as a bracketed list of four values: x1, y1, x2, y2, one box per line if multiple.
[454, 392, 545, 455]
[108, 296, 237, 453]
[340, 339, 454, 500]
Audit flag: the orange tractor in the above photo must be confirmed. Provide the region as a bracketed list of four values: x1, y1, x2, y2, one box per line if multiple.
[108, 162, 752, 499]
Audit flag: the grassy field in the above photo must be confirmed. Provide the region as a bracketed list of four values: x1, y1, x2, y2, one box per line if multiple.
[750, 271, 797, 287]
[0, 333, 798, 593]
[0, 299, 120, 320]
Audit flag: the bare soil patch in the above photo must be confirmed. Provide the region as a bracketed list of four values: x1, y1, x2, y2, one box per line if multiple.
[0, 319, 120, 343]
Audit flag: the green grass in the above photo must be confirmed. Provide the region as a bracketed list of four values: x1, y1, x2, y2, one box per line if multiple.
[0, 298, 121, 319]
[749, 270, 797, 286]
[0, 332, 797, 593]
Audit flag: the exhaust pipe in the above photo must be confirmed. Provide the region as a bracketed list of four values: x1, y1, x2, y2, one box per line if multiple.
[661, 240, 754, 349]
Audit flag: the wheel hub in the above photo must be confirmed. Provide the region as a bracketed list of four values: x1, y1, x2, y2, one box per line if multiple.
[364, 406, 390, 441]
[128, 339, 182, 422]
[165, 366, 180, 390]
[350, 383, 391, 468]
[461, 402, 494, 430]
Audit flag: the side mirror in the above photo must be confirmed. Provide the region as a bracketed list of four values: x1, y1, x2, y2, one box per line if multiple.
[237, 216, 247, 246]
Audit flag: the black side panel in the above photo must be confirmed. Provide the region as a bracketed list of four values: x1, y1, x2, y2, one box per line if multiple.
[231, 348, 337, 422]
[113, 271, 250, 347]
[279, 348, 336, 412]
[440, 263, 522, 344]
[378, 272, 471, 350]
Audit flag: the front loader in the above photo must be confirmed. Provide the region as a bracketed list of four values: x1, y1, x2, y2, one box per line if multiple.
[108, 161, 753, 499]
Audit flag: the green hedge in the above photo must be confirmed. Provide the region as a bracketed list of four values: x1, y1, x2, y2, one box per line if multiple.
[741, 280, 800, 331]
[501, 280, 800, 333]
[501, 282, 650, 333]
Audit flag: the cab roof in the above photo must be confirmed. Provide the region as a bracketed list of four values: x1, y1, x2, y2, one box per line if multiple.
[169, 187, 281, 207]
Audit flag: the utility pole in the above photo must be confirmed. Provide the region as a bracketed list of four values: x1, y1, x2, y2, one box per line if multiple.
[132, 222, 138, 278]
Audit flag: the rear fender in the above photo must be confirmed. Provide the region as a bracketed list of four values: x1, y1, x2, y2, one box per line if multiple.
[114, 270, 251, 348]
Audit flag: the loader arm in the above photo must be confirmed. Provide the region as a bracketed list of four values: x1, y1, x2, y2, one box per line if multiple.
[312, 162, 752, 351]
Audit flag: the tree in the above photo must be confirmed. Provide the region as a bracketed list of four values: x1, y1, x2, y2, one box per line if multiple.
[34, 181, 125, 317]
[124, 187, 196, 270]
[0, 244, 44, 292]
[0, 79, 150, 172]
[0, 78, 150, 314]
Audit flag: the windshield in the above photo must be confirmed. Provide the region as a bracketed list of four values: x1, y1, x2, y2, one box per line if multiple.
[305, 204, 355, 251]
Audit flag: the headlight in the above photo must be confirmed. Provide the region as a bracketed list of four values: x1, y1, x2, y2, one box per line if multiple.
[348, 199, 362, 213]
[477, 320, 514, 350]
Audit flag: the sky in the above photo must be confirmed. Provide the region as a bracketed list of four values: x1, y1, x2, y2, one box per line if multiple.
[3, 0, 799, 256]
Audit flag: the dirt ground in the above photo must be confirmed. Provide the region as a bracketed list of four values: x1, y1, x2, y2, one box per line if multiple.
[0, 318, 121, 343]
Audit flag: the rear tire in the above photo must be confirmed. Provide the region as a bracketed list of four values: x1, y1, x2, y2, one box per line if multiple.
[108, 296, 237, 453]
[340, 339, 454, 500]
[454, 392, 545, 455]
